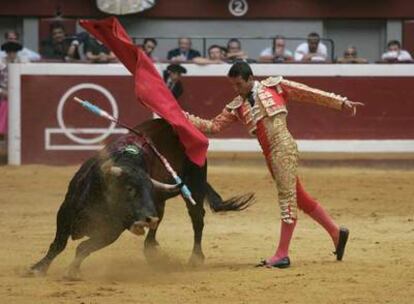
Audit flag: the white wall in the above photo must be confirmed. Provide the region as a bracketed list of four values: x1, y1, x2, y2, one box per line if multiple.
[386, 20, 403, 44]
[324, 19, 386, 62]
[22, 18, 39, 52]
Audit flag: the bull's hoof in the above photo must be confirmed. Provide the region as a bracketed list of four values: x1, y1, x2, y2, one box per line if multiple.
[64, 268, 82, 281]
[24, 266, 47, 277]
[144, 245, 160, 262]
[144, 244, 171, 267]
[24, 261, 49, 277]
[144, 238, 160, 248]
[188, 253, 205, 267]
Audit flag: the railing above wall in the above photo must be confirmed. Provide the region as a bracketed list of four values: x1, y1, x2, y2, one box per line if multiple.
[132, 36, 336, 62]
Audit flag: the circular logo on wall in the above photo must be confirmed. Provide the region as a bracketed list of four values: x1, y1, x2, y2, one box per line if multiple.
[57, 83, 118, 145]
[228, 0, 248, 17]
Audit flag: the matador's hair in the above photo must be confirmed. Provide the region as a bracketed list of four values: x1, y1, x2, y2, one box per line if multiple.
[227, 61, 253, 81]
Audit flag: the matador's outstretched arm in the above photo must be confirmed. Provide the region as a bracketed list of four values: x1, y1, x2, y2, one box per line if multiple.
[280, 79, 364, 115]
[184, 108, 238, 134]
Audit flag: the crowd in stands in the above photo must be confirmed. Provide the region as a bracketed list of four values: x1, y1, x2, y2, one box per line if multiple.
[0, 22, 413, 66]
[142, 32, 413, 65]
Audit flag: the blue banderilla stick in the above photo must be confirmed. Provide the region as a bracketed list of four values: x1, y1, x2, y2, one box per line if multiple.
[73, 96, 196, 206]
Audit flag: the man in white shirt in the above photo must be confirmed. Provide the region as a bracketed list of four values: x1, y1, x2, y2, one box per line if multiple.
[381, 40, 413, 62]
[259, 35, 293, 63]
[0, 30, 40, 62]
[294, 32, 327, 62]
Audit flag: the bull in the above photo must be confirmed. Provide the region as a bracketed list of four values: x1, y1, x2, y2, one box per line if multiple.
[30, 119, 253, 279]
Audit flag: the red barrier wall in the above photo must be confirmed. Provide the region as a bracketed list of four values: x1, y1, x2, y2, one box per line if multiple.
[8, 63, 414, 165]
[179, 76, 414, 140]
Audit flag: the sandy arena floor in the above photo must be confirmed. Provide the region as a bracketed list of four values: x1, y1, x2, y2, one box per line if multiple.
[0, 162, 413, 303]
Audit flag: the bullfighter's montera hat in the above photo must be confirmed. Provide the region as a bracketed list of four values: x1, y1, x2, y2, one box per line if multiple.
[166, 64, 187, 74]
[1, 41, 23, 53]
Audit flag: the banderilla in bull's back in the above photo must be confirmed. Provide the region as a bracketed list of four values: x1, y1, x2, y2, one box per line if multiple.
[73, 96, 196, 205]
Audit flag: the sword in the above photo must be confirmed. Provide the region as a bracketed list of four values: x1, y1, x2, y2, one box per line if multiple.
[73, 96, 196, 205]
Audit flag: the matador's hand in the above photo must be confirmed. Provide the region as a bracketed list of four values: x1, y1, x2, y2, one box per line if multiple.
[342, 100, 364, 116]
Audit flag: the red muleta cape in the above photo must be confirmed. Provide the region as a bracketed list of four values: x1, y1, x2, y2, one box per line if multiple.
[80, 17, 208, 166]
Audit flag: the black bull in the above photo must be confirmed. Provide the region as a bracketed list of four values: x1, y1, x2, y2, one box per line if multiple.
[30, 119, 254, 278]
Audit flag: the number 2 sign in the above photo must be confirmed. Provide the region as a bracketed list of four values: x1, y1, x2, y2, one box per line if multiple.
[228, 0, 248, 17]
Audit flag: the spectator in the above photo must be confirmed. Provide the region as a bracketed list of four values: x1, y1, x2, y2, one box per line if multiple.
[163, 64, 186, 100]
[294, 32, 327, 62]
[193, 44, 227, 65]
[336, 46, 368, 63]
[259, 36, 293, 63]
[0, 58, 6, 137]
[67, 31, 91, 61]
[0, 60, 6, 104]
[84, 35, 118, 63]
[142, 38, 159, 62]
[0, 41, 27, 137]
[1, 41, 27, 64]
[0, 30, 40, 62]
[381, 40, 413, 62]
[226, 38, 255, 63]
[40, 22, 78, 61]
[209, 45, 227, 61]
[167, 37, 201, 62]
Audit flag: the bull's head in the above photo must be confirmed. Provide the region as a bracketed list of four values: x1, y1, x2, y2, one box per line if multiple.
[100, 160, 179, 236]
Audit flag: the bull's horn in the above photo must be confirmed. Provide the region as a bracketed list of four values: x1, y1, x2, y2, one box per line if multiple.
[100, 161, 122, 177]
[110, 166, 123, 177]
[100, 159, 113, 173]
[151, 178, 180, 193]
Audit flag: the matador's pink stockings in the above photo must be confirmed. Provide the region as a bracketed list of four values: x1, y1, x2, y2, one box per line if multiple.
[267, 178, 340, 264]
[267, 219, 296, 264]
[296, 178, 340, 246]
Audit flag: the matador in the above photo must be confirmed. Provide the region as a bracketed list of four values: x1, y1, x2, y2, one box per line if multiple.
[185, 62, 364, 268]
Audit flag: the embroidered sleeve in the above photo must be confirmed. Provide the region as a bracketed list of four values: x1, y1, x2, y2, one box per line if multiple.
[280, 79, 346, 111]
[184, 108, 238, 134]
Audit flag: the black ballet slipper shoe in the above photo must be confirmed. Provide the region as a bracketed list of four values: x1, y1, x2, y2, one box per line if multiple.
[255, 257, 290, 269]
[334, 227, 349, 261]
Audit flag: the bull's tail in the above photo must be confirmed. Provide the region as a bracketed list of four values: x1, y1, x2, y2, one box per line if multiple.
[205, 182, 255, 212]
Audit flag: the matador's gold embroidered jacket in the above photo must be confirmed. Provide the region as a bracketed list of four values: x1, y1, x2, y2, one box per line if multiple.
[185, 76, 347, 136]
[185, 76, 347, 223]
